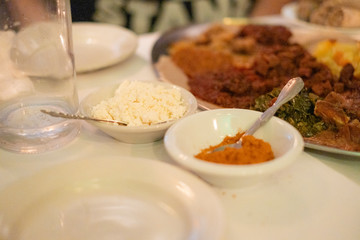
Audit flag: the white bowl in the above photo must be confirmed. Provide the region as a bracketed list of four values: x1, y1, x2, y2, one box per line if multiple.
[164, 109, 304, 188]
[0, 157, 224, 240]
[80, 81, 198, 143]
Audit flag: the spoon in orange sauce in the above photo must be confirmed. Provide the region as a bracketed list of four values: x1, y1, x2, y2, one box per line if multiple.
[212, 76, 304, 152]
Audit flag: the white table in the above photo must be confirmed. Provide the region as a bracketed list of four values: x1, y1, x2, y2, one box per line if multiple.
[1, 24, 360, 240]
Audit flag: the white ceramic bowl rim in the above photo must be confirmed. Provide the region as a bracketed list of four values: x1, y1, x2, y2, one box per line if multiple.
[80, 80, 198, 130]
[165, 109, 304, 176]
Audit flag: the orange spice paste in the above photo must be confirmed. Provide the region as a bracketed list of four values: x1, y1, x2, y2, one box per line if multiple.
[195, 132, 275, 165]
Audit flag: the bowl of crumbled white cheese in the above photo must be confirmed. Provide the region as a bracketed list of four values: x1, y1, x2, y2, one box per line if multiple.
[80, 80, 198, 143]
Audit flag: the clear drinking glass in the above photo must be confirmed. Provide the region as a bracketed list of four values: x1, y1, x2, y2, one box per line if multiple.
[0, 0, 80, 153]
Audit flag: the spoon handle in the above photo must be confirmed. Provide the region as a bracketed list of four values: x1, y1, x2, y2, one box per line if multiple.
[41, 110, 128, 125]
[243, 77, 304, 137]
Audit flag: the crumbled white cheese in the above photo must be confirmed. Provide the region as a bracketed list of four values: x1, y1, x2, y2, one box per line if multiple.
[91, 80, 187, 126]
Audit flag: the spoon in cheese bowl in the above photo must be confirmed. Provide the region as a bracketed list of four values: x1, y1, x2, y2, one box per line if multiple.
[212, 77, 304, 152]
[40, 109, 177, 126]
[41, 109, 174, 126]
[41, 109, 129, 125]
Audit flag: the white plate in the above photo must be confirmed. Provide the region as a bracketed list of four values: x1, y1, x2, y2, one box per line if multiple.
[281, 2, 360, 36]
[305, 142, 360, 157]
[72, 22, 138, 73]
[0, 157, 224, 240]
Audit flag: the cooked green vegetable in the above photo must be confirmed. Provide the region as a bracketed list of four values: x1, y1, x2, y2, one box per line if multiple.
[251, 88, 327, 137]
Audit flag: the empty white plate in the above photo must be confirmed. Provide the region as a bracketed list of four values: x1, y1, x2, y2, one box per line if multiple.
[0, 157, 224, 240]
[72, 22, 138, 73]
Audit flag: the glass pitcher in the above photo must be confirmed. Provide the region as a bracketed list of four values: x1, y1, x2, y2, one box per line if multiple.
[0, 0, 80, 153]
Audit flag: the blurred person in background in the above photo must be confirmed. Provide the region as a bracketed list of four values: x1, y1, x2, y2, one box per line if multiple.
[70, 0, 294, 33]
[71, 0, 97, 21]
[92, 0, 253, 33]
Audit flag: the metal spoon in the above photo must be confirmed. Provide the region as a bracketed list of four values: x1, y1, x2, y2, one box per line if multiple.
[41, 109, 128, 126]
[212, 77, 304, 152]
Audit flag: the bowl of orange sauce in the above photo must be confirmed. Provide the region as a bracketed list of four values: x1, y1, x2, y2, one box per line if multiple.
[164, 109, 304, 188]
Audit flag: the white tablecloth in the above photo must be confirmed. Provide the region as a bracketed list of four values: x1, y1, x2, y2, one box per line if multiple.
[1, 19, 360, 240]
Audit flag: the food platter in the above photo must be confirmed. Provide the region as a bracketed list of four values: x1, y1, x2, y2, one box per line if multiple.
[72, 22, 138, 73]
[281, 2, 360, 37]
[152, 21, 354, 109]
[0, 157, 224, 240]
[151, 21, 360, 157]
[152, 22, 222, 110]
[155, 55, 222, 110]
[152, 22, 211, 64]
[305, 142, 360, 157]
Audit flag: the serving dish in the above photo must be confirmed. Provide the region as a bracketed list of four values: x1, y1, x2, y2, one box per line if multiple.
[305, 142, 360, 157]
[152, 21, 360, 156]
[152, 22, 210, 64]
[0, 156, 224, 240]
[72, 22, 138, 73]
[152, 22, 355, 110]
[79, 81, 198, 143]
[164, 109, 304, 188]
[281, 2, 360, 37]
